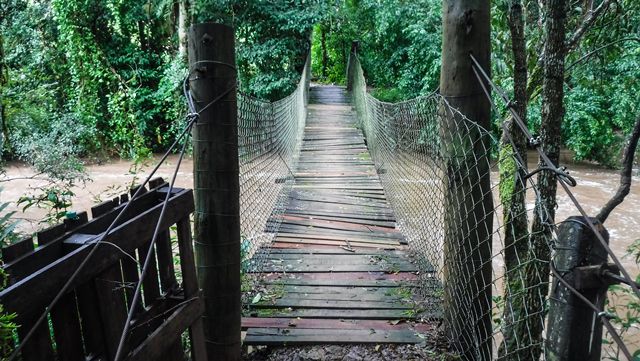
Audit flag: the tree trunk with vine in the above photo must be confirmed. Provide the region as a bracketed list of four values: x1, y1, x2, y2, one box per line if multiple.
[526, 0, 568, 358]
[497, 0, 530, 359]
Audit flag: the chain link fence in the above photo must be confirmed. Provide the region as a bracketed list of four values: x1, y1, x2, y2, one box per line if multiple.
[238, 56, 310, 273]
[348, 53, 639, 360]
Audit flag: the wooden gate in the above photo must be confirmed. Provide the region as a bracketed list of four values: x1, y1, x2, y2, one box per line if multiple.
[0, 178, 206, 361]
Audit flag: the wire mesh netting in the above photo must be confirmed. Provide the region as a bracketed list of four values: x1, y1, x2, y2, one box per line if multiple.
[348, 53, 639, 360]
[238, 56, 310, 273]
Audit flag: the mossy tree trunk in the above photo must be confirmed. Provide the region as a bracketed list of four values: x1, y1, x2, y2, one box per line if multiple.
[524, 0, 568, 358]
[497, 0, 531, 359]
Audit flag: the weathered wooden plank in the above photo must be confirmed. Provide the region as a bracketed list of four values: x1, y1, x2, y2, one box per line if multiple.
[1, 237, 34, 264]
[4, 189, 161, 284]
[138, 241, 161, 306]
[176, 218, 207, 361]
[267, 248, 407, 256]
[241, 318, 433, 332]
[3, 240, 55, 361]
[95, 264, 129, 359]
[261, 263, 417, 273]
[252, 298, 412, 310]
[50, 292, 85, 361]
[155, 230, 177, 294]
[264, 279, 417, 289]
[244, 327, 422, 345]
[271, 241, 403, 250]
[275, 236, 401, 247]
[76, 281, 107, 358]
[127, 298, 204, 361]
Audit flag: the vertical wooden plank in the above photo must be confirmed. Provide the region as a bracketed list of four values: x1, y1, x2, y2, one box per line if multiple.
[95, 264, 129, 360]
[1, 237, 34, 263]
[130, 185, 147, 199]
[36, 224, 66, 246]
[3, 240, 55, 361]
[149, 177, 166, 189]
[155, 229, 177, 294]
[63, 211, 88, 231]
[50, 292, 85, 361]
[75, 281, 107, 359]
[91, 199, 117, 218]
[177, 218, 207, 361]
[16, 312, 56, 361]
[121, 257, 142, 315]
[138, 242, 161, 306]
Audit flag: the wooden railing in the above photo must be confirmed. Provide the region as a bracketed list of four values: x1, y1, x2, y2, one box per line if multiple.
[0, 178, 206, 361]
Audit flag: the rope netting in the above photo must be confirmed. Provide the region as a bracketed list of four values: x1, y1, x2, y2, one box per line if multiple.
[348, 53, 639, 360]
[238, 56, 310, 273]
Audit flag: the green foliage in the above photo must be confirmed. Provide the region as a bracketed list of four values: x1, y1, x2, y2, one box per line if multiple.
[193, 1, 324, 101]
[18, 186, 75, 225]
[0, 268, 17, 358]
[1, 0, 640, 171]
[489, 0, 640, 167]
[0, 188, 19, 247]
[603, 238, 640, 359]
[1, 0, 189, 167]
[498, 144, 517, 210]
[314, 0, 442, 98]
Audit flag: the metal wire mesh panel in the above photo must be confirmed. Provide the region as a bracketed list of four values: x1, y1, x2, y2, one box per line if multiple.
[349, 54, 558, 359]
[238, 57, 310, 272]
[350, 51, 640, 360]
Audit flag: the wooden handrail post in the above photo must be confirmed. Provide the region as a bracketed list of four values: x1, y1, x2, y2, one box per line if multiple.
[346, 40, 359, 91]
[440, 0, 493, 359]
[546, 216, 610, 361]
[188, 23, 241, 360]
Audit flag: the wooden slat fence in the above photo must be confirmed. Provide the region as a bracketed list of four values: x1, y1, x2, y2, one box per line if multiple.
[0, 178, 206, 361]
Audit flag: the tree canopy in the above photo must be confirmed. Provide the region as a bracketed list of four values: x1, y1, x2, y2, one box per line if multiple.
[0, 0, 638, 176]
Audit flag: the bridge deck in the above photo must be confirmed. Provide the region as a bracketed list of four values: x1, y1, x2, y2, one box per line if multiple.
[242, 85, 426, 345]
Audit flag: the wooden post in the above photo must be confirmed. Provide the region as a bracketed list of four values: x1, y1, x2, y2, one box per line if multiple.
[189, 23, 241, 360]
[439, 0, 493, 359]
[345, 41, 359, 91]
[546, 216, 610, 361]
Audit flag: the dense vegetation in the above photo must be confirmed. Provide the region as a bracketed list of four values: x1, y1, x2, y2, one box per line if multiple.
[1, 0, 638, 174]
[0, 0, 322, 181]
[315, 0, 640, 167]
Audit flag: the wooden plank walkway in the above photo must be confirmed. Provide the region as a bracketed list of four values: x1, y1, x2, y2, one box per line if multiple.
[243, 85, 430, 345]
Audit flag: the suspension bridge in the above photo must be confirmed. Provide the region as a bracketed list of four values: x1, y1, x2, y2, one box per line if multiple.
[242, 85, 429, 345]
[1, 21, 638, 361]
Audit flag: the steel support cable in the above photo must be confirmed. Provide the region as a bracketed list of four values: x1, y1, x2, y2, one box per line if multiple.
[469, 53, 640, 302]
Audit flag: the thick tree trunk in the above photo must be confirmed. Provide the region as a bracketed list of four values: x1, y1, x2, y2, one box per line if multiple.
[526, 0, 568, 358]
[440, 0, 493, 359]
[178, 0, 189, 61]
[497, 1, 530, 359]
